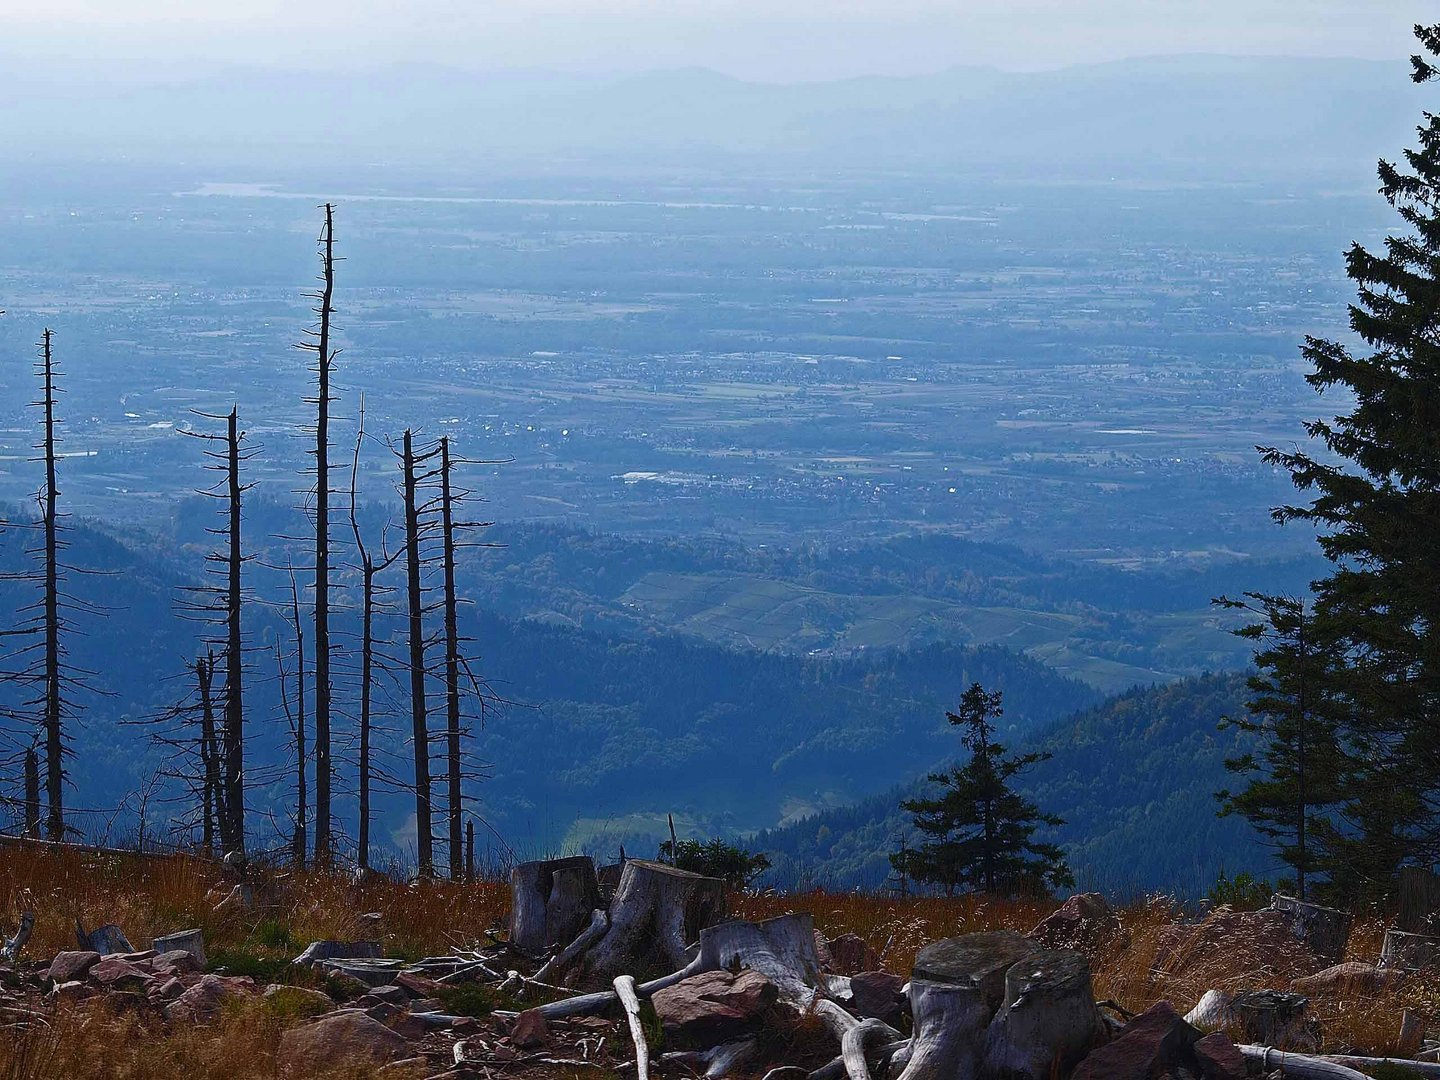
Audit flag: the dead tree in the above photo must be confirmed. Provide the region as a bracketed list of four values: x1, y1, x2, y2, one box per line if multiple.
[37, 330, 64, 839]
[179, 407, 255, 855]
[402, 430, 436, 877]
[296, 203, 339, 869]
[196, 652, 220, 856]
[281, 573, 308, 869]
[22, 745, 39, 838]
[348, 399, 400, 871]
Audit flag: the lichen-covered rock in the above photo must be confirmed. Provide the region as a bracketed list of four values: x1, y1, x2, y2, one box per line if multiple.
[1029, 893, 1123, 956]
[849, 970, 905, 1024]
[164, 973, 252, 1022]
[1193, 1031, 1247, 1080]
[278, 1010, 407, 1072]
[1151, 908, 1324, 984]
[46, 950, 100, 984]
[826, 933, 881, 975]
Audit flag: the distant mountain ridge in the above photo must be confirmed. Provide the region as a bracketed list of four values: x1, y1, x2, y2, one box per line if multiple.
[0, 55, 1422, 178]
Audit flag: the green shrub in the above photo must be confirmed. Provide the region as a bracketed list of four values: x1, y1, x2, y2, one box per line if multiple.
[1206, 869, 1273, 911]
[657, 838, 771, 888]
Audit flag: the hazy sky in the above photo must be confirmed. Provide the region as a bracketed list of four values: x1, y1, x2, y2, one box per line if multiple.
[2, 0, 1433, 82]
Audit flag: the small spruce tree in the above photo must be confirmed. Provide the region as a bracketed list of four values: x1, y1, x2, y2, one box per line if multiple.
[892, 683, 1073, 897]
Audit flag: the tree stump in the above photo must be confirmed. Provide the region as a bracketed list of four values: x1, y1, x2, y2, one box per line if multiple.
[1228, 989, 1316, 1051]
[510, 856, 602, 956]
[557, 860, 725, 988]
[1380, 928, 1440, 971]
[895, 932, 1038, 1080]
[1270, 895, 1352, 965]
[983, 948, 1107, 1080]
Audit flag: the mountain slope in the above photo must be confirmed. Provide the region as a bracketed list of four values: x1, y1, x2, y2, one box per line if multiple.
[754, 671, 1264, 898]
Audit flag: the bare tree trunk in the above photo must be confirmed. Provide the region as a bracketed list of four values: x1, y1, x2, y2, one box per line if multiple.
[441, 438, 463, 880]
[222, 407, 245, 854]
[309, 203, 337, 870]
[39, 330, 63, 841]
[197, 653, 219, 858]
[403, 430, 433, 878]
[286, 579, 308, 869]
[23, 747, 39, 839]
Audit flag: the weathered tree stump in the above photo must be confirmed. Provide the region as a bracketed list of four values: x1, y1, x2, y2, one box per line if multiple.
[1381, 928, 1440, 971]
[983, 948, 1107, 1079]
[1270, 895, 1352, 965]
[510, 856, 602, 956]
[895, 932, 1037, 1080]
[555, 860, 725, 988]
[1228, 989, 1316, 1051]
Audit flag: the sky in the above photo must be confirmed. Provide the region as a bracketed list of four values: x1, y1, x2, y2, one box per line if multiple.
[0, 0, 1433, 82]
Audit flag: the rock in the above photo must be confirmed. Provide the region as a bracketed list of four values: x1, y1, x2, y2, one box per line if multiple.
[50, 979, 96, 1003]
[165, 973, 247, 1023]
[47, 950, 100, 983]
[1152, 909, 1324, 983]
[151, 950, 202, 977]
[813, 930, 835, 972]
[152, 929, 206, 969]
[651, 969, 778, 1044]
[152, 976, 187, 1001]
[366, 984, 410, 1007]
[389, 1014, 429, 1040]
[292, 940, 382, 967]
[95, 990, 151, 1016]
[849, 970, 905, 1024]
[409, 997, 444, 1013]
[1029, 893, 1123, 956]
[1071, 1001, 1201, 1080]
[263, 983, 334, 1013]
[511, 1008, 551, 1049]
[451, 1016, 482, 1035]
[827, 933, 881, 975]
[90, 957, 154, 988]
[394, 971, 445, 997]
[378, 1057, 430, 1076]
[1193, 1032, 1246, 1080]
[1291, 961, 1399, 996]
[366, 1001, 402, 1024]
[279, 1010, 407, 1072]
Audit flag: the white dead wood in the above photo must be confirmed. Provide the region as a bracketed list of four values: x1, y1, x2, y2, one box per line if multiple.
[1236, 1045, 1375, 1079]
[2, 911, 33, 964]
[614, 974, 651, 1080]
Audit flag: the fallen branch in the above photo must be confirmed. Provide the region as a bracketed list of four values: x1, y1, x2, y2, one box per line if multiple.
[1237, 1045, 1374, 1079]
[841, 1018, 899, 1080]
[535, 909, 608, 985]
[614, 975, 651, 1080]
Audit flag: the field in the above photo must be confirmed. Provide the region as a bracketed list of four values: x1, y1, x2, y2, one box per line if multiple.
[0, 845, 1432, 1078]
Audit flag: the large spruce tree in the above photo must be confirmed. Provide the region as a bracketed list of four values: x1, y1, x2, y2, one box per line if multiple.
[1214, 593, 1347, 900]
[892, 683, 1072, 897]
[1261, 23, 1440, 898]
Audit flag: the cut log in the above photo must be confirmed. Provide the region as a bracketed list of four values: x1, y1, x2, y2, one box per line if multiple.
[77, 921, 133, 955]
[509, 857, 602, 957]
[1270, 895, 1352, 965]
[555, 860, 725, 989]
[152, 929, 206, 969]
[1381, 928, 1440, 971]
[982, 948, 1106, 1079]
[614, 975, 651, 1080]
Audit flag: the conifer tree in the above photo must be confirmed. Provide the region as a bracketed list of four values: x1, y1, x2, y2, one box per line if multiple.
[1213, 593, 1346, 900]
[1261, 24, 1440, 895]
[891, 683, 1072, 896]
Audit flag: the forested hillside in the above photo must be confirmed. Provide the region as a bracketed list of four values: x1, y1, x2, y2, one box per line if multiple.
[0, 511, 1100, 859]
[755, 672, 1261, 898]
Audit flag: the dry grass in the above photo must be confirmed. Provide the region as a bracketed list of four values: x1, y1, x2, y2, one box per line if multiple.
[0, 847, 1432, 1076]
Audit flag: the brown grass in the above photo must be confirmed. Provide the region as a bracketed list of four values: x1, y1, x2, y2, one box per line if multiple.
[0, 848, 1430, 1076]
